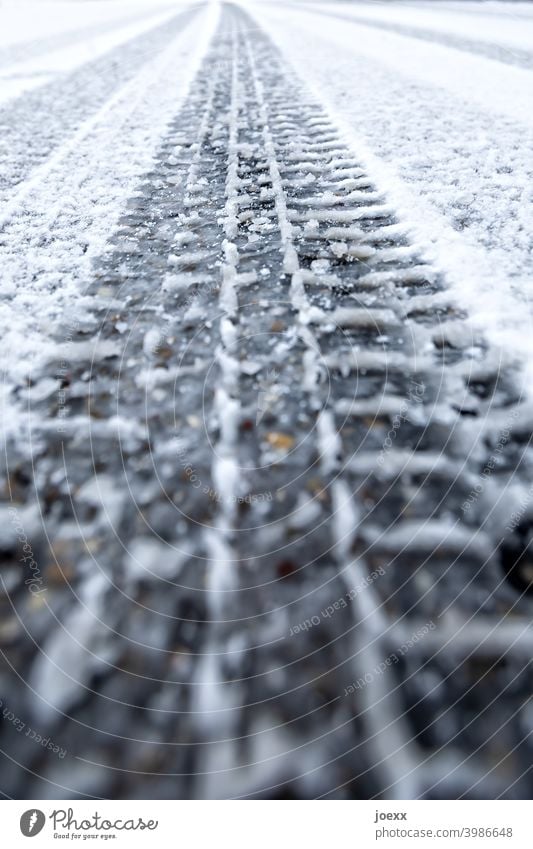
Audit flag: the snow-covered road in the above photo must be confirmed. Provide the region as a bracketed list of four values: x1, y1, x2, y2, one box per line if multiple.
[250, 1, 533, 374]
[1, 0, 533, 802]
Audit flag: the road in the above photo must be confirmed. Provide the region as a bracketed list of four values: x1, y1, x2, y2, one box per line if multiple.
[1, 0, 533, 800]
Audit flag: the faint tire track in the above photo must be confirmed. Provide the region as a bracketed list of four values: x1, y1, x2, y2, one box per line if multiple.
[288, 3, 533, 71]
[0, 3, 189, 70]
[0, 3, 201, 202]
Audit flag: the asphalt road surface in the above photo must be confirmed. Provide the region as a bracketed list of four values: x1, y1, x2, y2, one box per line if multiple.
[1, 0, 533, 800]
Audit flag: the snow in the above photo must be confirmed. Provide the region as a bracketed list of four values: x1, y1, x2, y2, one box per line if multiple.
[2, 0, 533, 802]
[304, 0, 533, 53]
[0, 1, 191, 105]
[0, 0, 529, 441]
[0, 1, 178, 49]
[316, 409, 342, 475]
[247, 0, 533, 390]
[248, 40, 300, 274]
[0, 3, 218, 439]
[29, 570, 116, 722]
[329, 478, 420, 799]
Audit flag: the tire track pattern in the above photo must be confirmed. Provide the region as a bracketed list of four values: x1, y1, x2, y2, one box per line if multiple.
[1, 3, 532, 800]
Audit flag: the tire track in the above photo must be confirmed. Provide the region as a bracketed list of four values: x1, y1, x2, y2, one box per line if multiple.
[185, 4, 533, 800]
[1, 1, 532, 802]
[0, 4, 183, 70]
[286, 3, 533, 70]
[0, 4, 201, 202]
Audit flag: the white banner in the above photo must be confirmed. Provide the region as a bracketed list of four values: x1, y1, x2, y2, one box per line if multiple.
[1, 800, 531, 847]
